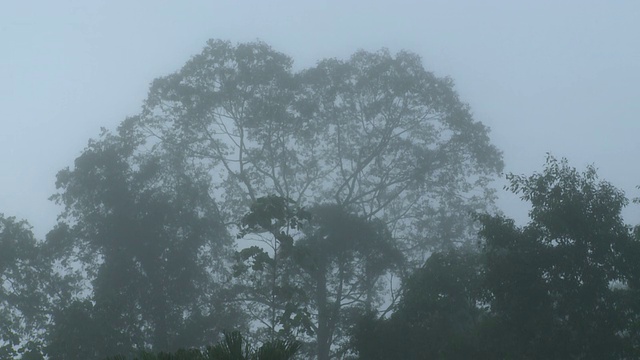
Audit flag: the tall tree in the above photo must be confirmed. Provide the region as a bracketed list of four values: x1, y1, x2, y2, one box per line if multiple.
[236, 199, 402, 360]
[70, 39, 502, 355]
[295, 205, 403, 360]
[296, 49, 503, 257]
[48, 127, 242, 358]
[128, 39, 503, 264]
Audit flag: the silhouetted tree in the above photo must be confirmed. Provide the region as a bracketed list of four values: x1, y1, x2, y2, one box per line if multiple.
[477, 156, 640, 359]
[125, 39, 503, 265]
[41, 39, 504, 358]
[234, 195, 312, 342]
[47, 128, 242, 358]
[207, 331, 301, 360]
[236, 199, 403, 359]
[352, 248, 485, 360]
[0, 215, 51, 359]
[353, 156, 640, 359]
[295, 205, 403, 360]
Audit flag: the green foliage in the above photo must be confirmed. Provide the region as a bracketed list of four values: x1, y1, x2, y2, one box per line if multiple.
[103, 331, 300, 360]
[239, 196, 310, 240]
[46, 128, 242, 358]
[354, 156, 640, 359]
[2, 39, 505, 359]
[206, 331, 251, 360]
[250, 338, 301, 360]
[295, 204, 403, 359]
[478, 156, 639, 359]
[234, 196, 312, 342]
[238, 195, 311, 253]
[205, 331, 300, 360]
[0, 215, 51, 359]
[353, 248, 485, 359]
[131, 39, 503, 264]
[236, 199, 402, 359]
[38, 38, 502, 358]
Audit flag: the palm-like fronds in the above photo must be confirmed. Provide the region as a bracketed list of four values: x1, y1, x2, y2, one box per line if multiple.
[205, 331, 251, 360]
[250, 339, 301, 360]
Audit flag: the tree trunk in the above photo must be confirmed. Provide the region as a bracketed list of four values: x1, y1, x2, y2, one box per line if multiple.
[316, 267, 331, 360]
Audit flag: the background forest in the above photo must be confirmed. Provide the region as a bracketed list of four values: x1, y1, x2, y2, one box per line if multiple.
[2, 40, 639, 360]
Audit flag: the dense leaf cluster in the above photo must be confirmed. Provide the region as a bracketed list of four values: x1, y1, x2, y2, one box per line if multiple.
[103, 331, 300, 360]
[354, 157, 640, 359]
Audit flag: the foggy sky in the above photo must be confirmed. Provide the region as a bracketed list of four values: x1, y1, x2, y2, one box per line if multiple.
[2, 1, 639, 238]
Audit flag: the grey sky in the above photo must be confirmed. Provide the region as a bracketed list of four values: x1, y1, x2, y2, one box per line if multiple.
[2, 1, 639, 238]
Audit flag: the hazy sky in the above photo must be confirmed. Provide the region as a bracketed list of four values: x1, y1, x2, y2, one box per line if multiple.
[2, 1, 639, 238]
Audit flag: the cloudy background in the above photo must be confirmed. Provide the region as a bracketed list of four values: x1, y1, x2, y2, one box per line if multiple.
[2, 1, 639, 238]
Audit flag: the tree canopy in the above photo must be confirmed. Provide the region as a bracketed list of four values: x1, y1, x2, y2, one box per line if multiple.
[47, 129, 240, 358]
[0, 215, 52, 359]
[129, 39, 503, 261]
[355, 156, 640, 359]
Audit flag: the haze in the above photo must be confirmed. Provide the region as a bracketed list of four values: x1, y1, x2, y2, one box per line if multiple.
[2, 2, 639, 236]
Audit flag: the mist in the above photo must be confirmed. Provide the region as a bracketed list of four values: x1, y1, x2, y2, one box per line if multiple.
[1, 2, 639, 359]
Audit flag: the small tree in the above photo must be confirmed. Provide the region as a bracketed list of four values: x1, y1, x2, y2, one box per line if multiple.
[207, 331, 301, 360]
[234, 196, 312, 342]
[0, 215, 51, 359]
